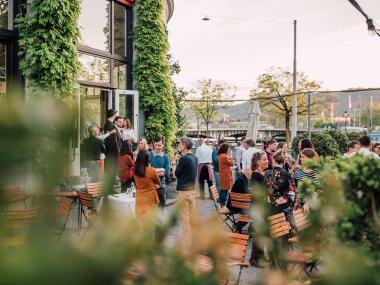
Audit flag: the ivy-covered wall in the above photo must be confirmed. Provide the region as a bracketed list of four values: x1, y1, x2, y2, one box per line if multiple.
[16, 0, 80, 97]
[134, 0, 177, 152]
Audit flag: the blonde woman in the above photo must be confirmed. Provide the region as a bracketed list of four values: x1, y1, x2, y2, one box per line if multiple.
[133, 138, 147, 161]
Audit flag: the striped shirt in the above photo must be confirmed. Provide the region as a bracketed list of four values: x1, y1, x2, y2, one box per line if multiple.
[294, 169, 318, 187]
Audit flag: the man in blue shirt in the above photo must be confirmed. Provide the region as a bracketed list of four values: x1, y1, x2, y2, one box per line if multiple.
[149, 135, 171, 207]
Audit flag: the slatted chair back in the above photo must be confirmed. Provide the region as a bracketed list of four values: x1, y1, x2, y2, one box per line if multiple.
[1, 186, 27, 207]
[77, 191, 95, 211]
[86, 182, 103, 199]
[209, 185, 219, 203]
[268, 212, 291, 238]
[5, 208, 41, 230]
[229, 193, 252, 210]
[227, 232, 250, 263]
[292, 209, 310, 232]
[56, 197, 73, 220]
[209, 185, 233, 231]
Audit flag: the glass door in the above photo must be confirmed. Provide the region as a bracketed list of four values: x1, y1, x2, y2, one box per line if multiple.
[114, 89, 139, 137]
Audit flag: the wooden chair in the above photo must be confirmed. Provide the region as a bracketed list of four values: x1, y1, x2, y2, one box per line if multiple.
[0, 186, 33, 208]
[4, 208, 41, 246]
[77, 191, 97, 233]
[54, 197, 74, 239]
[86, 182, 104, 199]
[226, 232, 250, 284]
[268, 212, 315, 277]
[187, 232, 250, 285]
[229, 193, 252, 233]
[209, 185, 234, 231]
[292, 209, 310, 232]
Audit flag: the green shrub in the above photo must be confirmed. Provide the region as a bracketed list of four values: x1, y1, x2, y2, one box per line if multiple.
[291, 132, 339, 158]
[346, 131, 366, 142]
[323, 130, 349, 154]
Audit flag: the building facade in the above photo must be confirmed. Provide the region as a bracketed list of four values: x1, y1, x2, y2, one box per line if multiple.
[0, 0, 174, 175]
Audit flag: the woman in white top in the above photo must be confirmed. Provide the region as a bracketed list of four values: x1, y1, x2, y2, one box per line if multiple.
[123, 118, 136, 142]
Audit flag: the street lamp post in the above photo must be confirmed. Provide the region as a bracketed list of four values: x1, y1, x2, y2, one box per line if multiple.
[307, 91, 311, 140]
[344, 110, 348, 132]
[291, 19, 298, 142]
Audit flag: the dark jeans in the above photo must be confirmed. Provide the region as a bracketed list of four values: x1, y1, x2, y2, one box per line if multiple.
[249, 235, 265, 264]
[199, 164, 213, 198]
[157, 180, 166, 208]
[219, 189, 228, 206]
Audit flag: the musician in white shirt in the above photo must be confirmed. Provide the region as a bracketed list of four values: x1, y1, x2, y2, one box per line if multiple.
[236, 136, 247, 173]
[241, 139, 260, 172]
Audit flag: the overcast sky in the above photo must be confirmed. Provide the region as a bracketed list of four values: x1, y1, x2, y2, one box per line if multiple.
[167, 0, 380, 99]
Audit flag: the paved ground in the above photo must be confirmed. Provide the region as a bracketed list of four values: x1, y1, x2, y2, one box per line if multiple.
[61, 185, 264, 285]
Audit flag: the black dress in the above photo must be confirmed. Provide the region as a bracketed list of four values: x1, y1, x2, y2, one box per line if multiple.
[249, 171, 265, 265]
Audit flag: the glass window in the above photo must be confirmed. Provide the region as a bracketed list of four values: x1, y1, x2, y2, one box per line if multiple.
[114, 2, 126, 57]
[119, 95, 126, 118]
[113, 60, 127, 89]
[78, 53, 111, 84]
[78, 0, 110, 52]
[0, 42, 6, 99]
[0, 0, 12, 30]
[80, 87, 110, 137]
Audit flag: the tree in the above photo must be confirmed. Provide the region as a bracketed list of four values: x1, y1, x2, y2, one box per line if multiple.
[168, 54, 188, 139]
[189, 79, 235, 140]
[250, 67, 322, 144]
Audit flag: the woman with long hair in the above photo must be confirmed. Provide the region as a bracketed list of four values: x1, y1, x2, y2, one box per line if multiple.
[118, 140, 134, 193]
[295, 148, 319, 187]
[133, 138, 148, 161]
[122, 118, 136, 142]
[277, 142, 293, 172]
[134, 150, 160, 218]
[251, 151, 268, 188]
[296, 138, 314, 164]
[217, 143, 234, 207]
[249, 150, 268, 268]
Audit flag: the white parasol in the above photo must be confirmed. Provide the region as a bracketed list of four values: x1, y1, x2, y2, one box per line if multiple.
[246, 101, 261, 143]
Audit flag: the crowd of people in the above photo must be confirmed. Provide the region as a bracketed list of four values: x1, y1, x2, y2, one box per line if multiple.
[81, 110, 380, 264]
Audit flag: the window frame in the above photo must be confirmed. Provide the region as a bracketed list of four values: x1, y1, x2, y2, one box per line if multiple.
[77, 0, 133, 90]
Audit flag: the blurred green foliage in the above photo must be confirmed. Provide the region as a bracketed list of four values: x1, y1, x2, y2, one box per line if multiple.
[0, 98, 227, 285]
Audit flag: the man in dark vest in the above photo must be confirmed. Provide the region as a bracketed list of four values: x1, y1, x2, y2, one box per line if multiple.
[103, 109, 123, 176]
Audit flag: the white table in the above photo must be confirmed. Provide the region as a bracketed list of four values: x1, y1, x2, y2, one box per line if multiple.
[99, 193, 136, 217]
